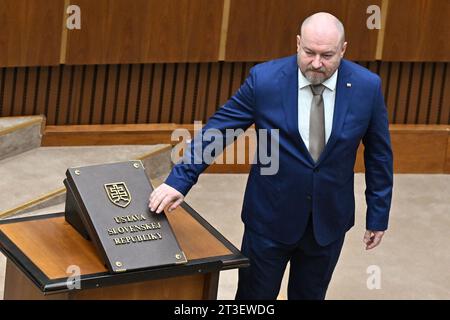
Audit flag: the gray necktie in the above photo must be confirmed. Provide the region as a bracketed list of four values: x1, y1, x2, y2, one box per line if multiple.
[309, 84, 326, 162]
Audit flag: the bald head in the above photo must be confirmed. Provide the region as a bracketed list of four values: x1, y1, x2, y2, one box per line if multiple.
[296, 12, 347, 85]
[301, 12, 345, 47]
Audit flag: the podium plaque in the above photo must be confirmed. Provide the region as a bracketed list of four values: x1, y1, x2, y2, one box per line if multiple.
[64, 160, 187, 273]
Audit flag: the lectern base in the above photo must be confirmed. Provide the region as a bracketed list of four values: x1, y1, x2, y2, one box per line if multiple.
[4, 259, 219, 300]
[0, 205, 248, 300]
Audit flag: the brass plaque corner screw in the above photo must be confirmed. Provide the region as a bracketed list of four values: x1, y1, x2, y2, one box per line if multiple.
[115, 261, 123, 267]
[74, 169, 81, 175]
[133, 163, 140, 168]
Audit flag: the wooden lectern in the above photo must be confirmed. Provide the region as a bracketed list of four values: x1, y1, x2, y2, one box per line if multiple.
[0, 203, 248, 299]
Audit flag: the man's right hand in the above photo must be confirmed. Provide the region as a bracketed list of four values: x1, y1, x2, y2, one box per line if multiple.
[148, 183, 184, 214]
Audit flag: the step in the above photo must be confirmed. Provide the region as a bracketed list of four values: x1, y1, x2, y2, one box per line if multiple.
[0, 144, 172, 219]
[0, 115, 45, 161]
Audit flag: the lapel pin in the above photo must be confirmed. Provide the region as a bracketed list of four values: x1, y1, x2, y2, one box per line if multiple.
[346, 83, 352, 87]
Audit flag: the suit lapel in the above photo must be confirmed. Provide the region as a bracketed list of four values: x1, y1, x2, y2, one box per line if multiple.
[280, 57, 354, 167]
[280, 56, 315, 167]
[315, 60, 353, 166]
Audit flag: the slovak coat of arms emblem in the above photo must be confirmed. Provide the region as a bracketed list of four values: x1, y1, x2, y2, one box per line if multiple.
[104, 182, 131, 208]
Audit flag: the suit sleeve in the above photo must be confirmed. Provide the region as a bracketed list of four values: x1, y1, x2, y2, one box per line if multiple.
[164, 68, 256, 196]
[362, 77, 394, 231]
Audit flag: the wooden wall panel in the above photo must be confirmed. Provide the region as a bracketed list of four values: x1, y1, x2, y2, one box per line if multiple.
[354, 126, 449, 173]
[389, 126, 449, 173]
[68, 66, 83, 124]
[383, 0, 450, 61]
[91, 65, 107, 125]
[416, 63, 434, 124]
[34, 67, 47, 117]
[0, 1, 448, 67]
[126, 64, 142, 124]
[205, 63, 221, 121]
[79, 64, 94, 124]
[405, 63, 422, 124]
[1, 61, 448, 126]
[0, 0, 64, 67]
[385, 62, 400, 123]
[101, 65, 115, 124]
[160, 64, 176, 123]
[193, 63, 209, 122]
[137, 65, 152, 124]
[181, 64, 196, 124]
[171, 63, 186, 124]
[429, 63, 445, 125]
[114, 65, 127, 124]
[440, 64, 450, 125]
[56, 65, 71, 125]
[65, 0, 224, 64]
[446, 136, 450, 174]
[41, 124, 450, 174]
[394, 62, 411, 124]
[24, 67, 37, 116]
[12, 68, 25, 116]
[225, 0, 381, 61]
[46, 66, 60, 125]
[1, 68, 15, 116]
[355, 61, 450, 125]
[149, 64, 164, 123]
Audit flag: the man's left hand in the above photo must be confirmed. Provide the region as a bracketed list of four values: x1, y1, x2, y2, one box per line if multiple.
[363, 230, 385, 250]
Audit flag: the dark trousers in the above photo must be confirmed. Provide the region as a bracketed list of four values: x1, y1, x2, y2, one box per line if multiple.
[235, 216, 346, 300]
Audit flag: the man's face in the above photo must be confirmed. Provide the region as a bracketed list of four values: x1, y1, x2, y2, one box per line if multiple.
[297, 34, 347, 85]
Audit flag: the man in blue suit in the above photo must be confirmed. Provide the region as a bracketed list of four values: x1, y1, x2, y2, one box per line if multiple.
[149, 12, 393, 299]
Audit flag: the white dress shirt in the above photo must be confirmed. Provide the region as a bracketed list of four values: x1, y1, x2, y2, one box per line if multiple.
[297, 68, 338, 151]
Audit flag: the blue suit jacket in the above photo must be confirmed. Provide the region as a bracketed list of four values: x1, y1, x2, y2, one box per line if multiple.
[166, 55, 393, 246]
